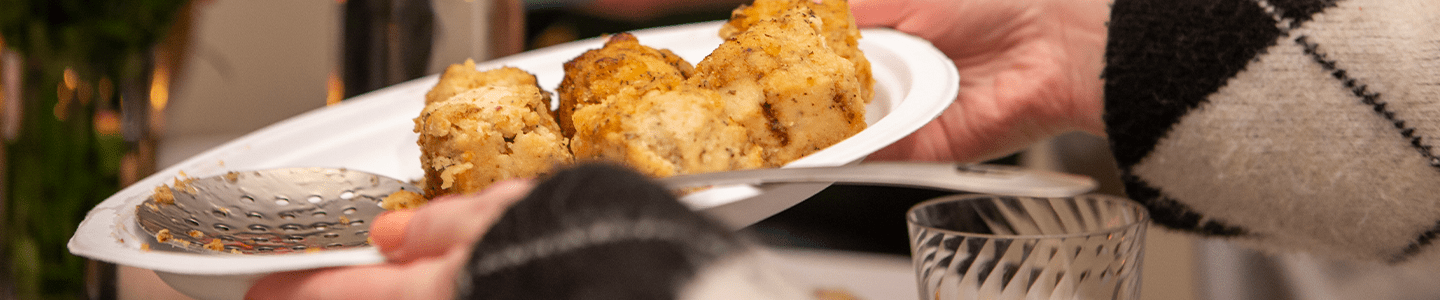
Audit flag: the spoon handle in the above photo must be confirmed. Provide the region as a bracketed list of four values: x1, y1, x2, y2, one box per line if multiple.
[659, 162, 1096, 197]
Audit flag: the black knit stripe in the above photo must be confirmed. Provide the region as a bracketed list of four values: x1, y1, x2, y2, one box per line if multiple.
[1265, 0, 1342, 27]
[1392, 220, 1440, 264]
[1293, 36, 1440, 263]
[1293, 37, 1440, 170]
[1103, 0, 1284, 169]
[1121, 173, 1248, 236]
[1295, 36, 1440, 263]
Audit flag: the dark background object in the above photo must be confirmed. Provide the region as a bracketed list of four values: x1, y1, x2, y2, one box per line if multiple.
[341, 0, 436, 98]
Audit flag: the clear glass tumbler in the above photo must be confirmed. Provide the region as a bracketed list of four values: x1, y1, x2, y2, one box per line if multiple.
[907, 194, 1149, 300]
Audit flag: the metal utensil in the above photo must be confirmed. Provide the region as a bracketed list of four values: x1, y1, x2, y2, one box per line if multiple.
[134, 168, 420, 255]
[661, 162, 1096, 229]
[134, 163, 1090, 255]
[660, 162, 1096, 197]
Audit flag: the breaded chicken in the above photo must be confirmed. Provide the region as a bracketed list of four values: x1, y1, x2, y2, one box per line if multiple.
[691, 7, 867, 166]
[420, 1, 868, 186]
[414, 85, 573, 196]
[570, 85, 765, 177]
[425, 59, 542, 105]
[720, 0, 873, 102]
[556, 33, 695, 137]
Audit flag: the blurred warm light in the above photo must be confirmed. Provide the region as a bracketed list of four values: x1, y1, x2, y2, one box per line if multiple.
[326, 71, 344, 106]
[94, 110, 121, 135]
[150, 63, 171, 112]
[55, 80, 72, 121]
[63, 68, 78, 90]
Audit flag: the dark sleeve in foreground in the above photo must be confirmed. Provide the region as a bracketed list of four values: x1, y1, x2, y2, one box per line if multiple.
[452, 163, 748, 300]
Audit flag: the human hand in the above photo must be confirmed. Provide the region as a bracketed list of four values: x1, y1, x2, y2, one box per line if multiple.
[243, 180, 535, 300]
[854, 0, 1111, 162]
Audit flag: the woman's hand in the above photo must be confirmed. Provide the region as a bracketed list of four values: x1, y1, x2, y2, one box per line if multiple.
[244, 180, 535, 300]
[854, 0, 1111, 162]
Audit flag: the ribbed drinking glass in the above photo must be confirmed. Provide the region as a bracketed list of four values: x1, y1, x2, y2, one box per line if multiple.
[907, 194, 1149, 300]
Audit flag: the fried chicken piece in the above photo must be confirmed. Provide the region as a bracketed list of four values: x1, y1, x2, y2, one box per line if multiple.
[570, 85, 766, 177]
[691, 7, 867, 166]
[414, 85, 574, 197]
[425, 59, 542, 105]
[380, 190, 429, 210]
[720, 0, 873, 103]
[556, 33, 695, 137]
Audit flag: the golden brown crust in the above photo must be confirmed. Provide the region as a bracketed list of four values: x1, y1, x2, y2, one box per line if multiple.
[693, 7, 867, 165]
[380, 190, 429, 210]
[556, 33, 696, 138]
[415, 0, 869, 197]
[721, 0, 873, 102]
[424, 59, 542, 105]
[570, 85, 766, 177]
[415, 84, 573, 197]
[814, 288, 864, 300]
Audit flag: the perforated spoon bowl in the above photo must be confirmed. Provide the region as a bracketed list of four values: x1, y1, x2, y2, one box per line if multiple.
[135, 168, 420, 255]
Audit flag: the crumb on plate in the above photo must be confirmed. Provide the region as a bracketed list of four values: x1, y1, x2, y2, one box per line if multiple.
[155, 229, 173, 243]
[204, 238, 224, 251]
[173, 174, 198, 195]
[152, 186, 175, 205]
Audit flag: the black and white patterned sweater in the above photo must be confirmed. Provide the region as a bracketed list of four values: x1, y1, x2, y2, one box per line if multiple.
[1104, 0, 1440, 264]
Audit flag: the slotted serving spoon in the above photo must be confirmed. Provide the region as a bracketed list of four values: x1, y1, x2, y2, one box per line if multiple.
[122, 163, 1093, 300]
[135, 168, 419, 255]
[134, 163, 1093, 255]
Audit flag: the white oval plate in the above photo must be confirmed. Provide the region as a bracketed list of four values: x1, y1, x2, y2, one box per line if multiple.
[69, 21, 957, 277]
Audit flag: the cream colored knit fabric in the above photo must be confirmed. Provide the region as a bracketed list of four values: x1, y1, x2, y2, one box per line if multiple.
[1105, 0, 1440, 264]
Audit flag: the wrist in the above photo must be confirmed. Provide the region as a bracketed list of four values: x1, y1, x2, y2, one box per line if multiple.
[1061, 0, 1111, 136]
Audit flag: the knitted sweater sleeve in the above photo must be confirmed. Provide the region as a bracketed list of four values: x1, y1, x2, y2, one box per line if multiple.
[1102, 0, 1440, 264]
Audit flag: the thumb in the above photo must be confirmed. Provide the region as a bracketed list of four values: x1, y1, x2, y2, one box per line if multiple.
[849, 0, 967, 53]
[381, 179, 534, 262]
[849, 0, 915, 28]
